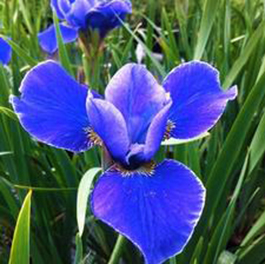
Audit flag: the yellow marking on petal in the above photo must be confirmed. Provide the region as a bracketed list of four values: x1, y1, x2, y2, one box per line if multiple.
[85, 127, 102, 146]
[111, 161, 156, 177]
[164, 120, 176, 140]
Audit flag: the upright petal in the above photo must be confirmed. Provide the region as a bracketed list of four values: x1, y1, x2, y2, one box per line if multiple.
[57, 0, 73, 15]
[0, 37, 12, 65]
[38, 23, 78, 54]
[10, 61, 92, 152]
[143, 102, 172, 161]
[86, 98, 130, 164]
[51, 0, 66, 19]
[163, 61, 237, 140]
[126, 102, 172, 167]
[86, 0, 132, 36]
[65, 0, 95, 28]
[105, 63, 168, 144]
[92, 159, 205, 264]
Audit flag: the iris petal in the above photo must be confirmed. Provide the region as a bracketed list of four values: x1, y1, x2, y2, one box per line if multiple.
[91, 159, 205, 264]
[57, 0, 73, 16]
[105, 63, 167, 144]
[86, 0, 132, 36]
[0, 37, 12, 65]
[143, 102, 172, 161]
[163, 61, 237, 140]
[125, 102, 171, 168]
[86, 98, 130, 164]
[10, 61, 92, 152]
[65, 0, 95, 28]
[38, 23, 78, 54]
[51, 0, 66, 19]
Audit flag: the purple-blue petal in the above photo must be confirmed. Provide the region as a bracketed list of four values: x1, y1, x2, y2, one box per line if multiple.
[57, 0, 73, 15]
[163, 61, 237, 140]
[86, 98, 130, 163]
[51, 0, 66, 19]
[105, 63, 168, 144]
[64, 0, 95, 28]
[125, 102, 171, 167]
[0, 37, 12, 65]
[38, 23, 78, 54]
[10, 60, 92, 152]
[89, 88, 103, 99]
[91, 159, 205, 264]
[86, 0, 132, 36]
[143, 102, 172, 161]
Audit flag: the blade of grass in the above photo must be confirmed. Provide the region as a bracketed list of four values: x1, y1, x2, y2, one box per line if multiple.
[240, 210, 265, 248]
[74, 233, 83, 264]
[208, 153, 249, 264]
[194, 0, 221, 60]
[237, 235, 265, 264]
[4, 38, 37, 67]
[248, 110, 265, 174]
[53, 12, 74, 76]
[8, 190, 32, 264]
[205, 72, 265, 218]
[118, 18, 166, 77]
[17, 0, 33, 34]
[0, 106, 18, 121]
[223, 21, 265, 89]
[77, 167, 101, 236]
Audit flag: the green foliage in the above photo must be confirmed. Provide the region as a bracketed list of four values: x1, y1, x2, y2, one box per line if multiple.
[0, 0, 265, 263]
[77, 168, 101, 236]
[8, 190, 32, 264]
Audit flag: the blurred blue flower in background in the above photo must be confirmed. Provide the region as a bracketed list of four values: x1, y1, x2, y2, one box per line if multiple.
[38, 0, 132, 53]
[0, 37, 12, 65]
[38, 23, 78, 54]
[10, 60, 237, 263]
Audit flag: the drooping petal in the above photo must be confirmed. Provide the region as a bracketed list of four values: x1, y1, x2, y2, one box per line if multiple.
[38, 23, 78, 54]
[0, 37, 12, 65]
[86, 98, 130, 164]
[91, 159, 206, 264]
[105, 63, 168, 144]
[163, 61, 237, 140]
[86, 0, 132, 36]
[10, 60, 92, 152]
[51, 0, 66, 19]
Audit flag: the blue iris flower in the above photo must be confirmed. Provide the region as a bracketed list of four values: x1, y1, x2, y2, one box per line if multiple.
[10, 60, 237, 264]
[0, 37, 12, 65]
[38, 0, 132, 53]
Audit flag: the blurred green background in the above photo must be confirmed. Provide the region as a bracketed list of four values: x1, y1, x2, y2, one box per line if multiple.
[1, 0, 265, 263]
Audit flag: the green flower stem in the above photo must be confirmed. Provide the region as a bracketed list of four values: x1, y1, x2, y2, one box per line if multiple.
[108, 235, 127, 264]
